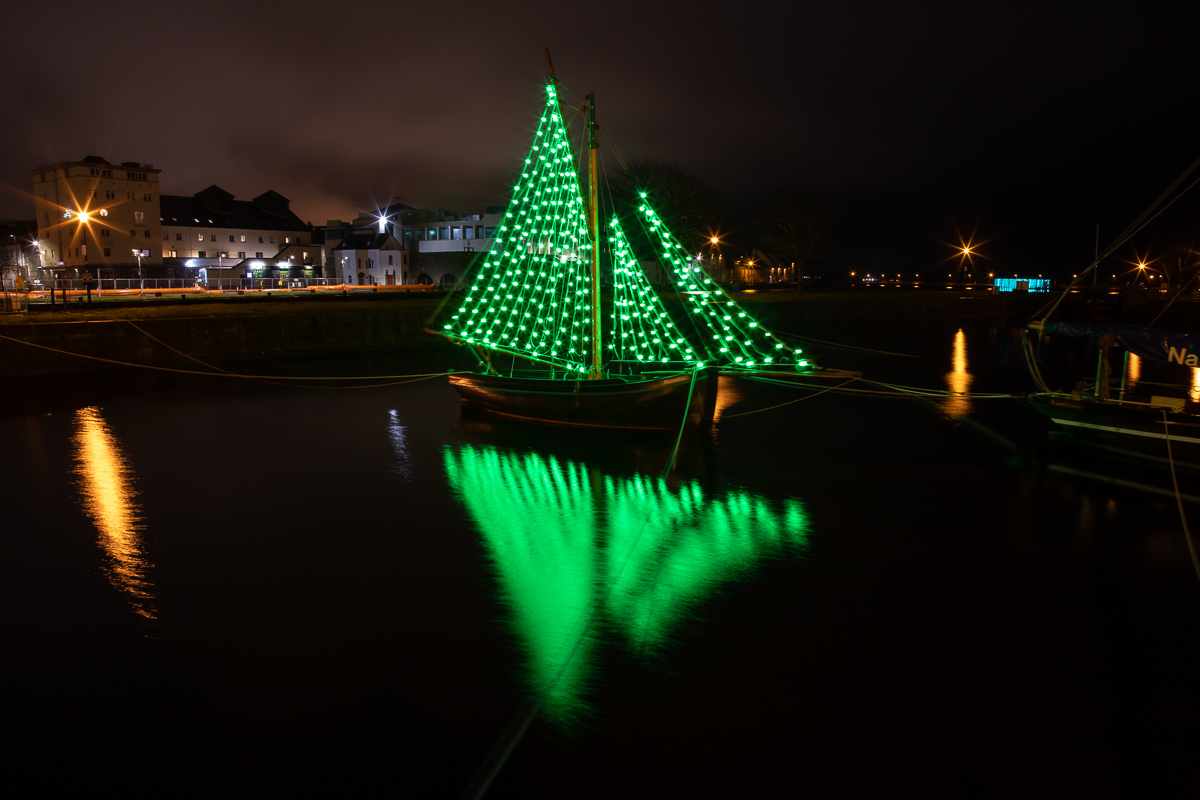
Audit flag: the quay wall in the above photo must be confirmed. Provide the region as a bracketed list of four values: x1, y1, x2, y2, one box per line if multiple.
[1, 307, 438, 379]
[1, 291, 1044, 379]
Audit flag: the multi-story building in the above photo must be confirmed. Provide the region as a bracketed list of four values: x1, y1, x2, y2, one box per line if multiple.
[31, 156, 162, 278]
[160, 185, 320, 285]
[0, 220, 40, 288]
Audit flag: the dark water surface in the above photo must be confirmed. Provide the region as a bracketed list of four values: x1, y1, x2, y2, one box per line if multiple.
[6, 318, 1200, 798]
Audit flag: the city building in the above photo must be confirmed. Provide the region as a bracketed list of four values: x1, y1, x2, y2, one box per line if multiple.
[31, 156, 162, 279]
[330, 233, 407, 285]
[0, 220, 40, 288]
[160, 185, 320, 286]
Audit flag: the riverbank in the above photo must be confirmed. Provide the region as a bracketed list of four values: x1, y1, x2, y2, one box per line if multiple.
[0, 290, 1045, 379]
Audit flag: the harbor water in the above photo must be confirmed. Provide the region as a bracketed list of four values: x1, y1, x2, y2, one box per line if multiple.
[5, 316, 1199, 797]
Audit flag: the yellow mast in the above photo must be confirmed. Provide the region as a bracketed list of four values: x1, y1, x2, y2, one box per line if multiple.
[586, 92, 602, 379]
[544, 49, 602, 379]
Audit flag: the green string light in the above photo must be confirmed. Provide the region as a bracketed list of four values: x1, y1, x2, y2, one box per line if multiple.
[609, 216, 701, 366]
[635, 194, 809, 371]
[442, 84, 593, 373]
[439, 85, 810, 376]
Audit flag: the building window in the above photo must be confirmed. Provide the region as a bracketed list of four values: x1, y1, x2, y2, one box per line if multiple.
[198, 250, 206, 257]
[485, 227, 495, 237]
[100, 229, 111, 238]
[463, 227, 474, 240]
[237, 252, 245, 258]
[176, 233, 182, 240]
[240, 235, 246, 243]
[388, 255, 393, 265]
[452, 227, 463, 240]
[269, 236, 275, 244]
[103, 248, 111, 257]
[129, 230, 135, 237]
[228, 234, 234, 242]
[255, 252, 262, 258]
[439, 227, 450, 240]
[258, 237, 263, 243]
[162, 233, 169, 240]
[210, 234, 216, 242]
[134, 211, 144, 225]
[198, 234, 204, 242]
[166, 250, 177, 257]
[428, 228, 436, 240]
[284, 237, 290, 244]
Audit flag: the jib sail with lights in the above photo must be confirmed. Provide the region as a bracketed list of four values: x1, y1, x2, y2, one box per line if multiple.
[429, 57, 827, 430]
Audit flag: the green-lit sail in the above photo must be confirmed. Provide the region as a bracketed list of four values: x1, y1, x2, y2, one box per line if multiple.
[441, 84, 594, 373]
[438, 83, 811, 375]
[443, 443, 809, 725]
[608, 215, 703, 366]
[636, 195, 809, 371]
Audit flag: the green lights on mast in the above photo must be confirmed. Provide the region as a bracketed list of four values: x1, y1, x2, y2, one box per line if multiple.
[443, 84, 594, 373]
[438, 83, 809, 376]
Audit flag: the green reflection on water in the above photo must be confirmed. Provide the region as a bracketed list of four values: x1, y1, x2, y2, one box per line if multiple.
[443, 444, 808, 725]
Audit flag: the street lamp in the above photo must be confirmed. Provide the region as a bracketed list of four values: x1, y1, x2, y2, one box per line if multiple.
[133, 249, 143, 293]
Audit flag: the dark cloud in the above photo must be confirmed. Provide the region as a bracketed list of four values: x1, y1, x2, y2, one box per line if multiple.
[3, 1, 1197, 273]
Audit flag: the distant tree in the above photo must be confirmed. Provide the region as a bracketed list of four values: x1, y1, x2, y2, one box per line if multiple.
[761, 198, 833, 294]
[608, 159, 718, 255]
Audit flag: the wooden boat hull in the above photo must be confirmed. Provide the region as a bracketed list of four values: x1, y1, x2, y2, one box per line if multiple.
[1023, 395, 1200, 467]
[448, 370, 717, 430]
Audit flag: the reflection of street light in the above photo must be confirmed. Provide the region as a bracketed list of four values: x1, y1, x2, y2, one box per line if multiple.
[133, 249, 143, 293]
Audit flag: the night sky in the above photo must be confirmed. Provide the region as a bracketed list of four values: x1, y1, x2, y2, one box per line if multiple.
[4, 1, 1198, 275]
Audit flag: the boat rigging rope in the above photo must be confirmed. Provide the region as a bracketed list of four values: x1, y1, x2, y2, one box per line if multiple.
[1034, 154, 1200, 324]
[721, 375, 860, 418]
[1162, 410, 1200, 585]
[769, 330, 929, 359]
[0, 331, 448, 389]
[662, 367, 702, 476]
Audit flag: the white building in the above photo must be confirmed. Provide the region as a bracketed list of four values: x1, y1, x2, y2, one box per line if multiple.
[160, 185, 320, 286]
[330, 234, 407, 285]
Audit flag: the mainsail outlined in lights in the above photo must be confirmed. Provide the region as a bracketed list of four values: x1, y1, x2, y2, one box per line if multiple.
[443, 444, 808, 725]
[72, 407, 156, 620]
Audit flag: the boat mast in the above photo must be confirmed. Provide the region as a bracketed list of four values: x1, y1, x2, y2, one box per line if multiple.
[586, 92, 602, 379]
[544, 49, 602, 379]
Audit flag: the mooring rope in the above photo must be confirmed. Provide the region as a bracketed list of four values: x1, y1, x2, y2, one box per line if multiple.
[1162, 410, 1200, 585]
[0, 332, 448, 388]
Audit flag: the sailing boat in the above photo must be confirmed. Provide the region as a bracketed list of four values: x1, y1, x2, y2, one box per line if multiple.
[1024, 319, 1200, 467]
[429, 56, 823, 430]
[1021, 152, 1200, 468]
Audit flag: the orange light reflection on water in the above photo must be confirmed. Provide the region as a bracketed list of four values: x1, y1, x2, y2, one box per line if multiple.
[711, 375, 745, 424]
[941, 329, 973, 418]
[1127, 352, 1141, 391]
[73, 407, 156, 620]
